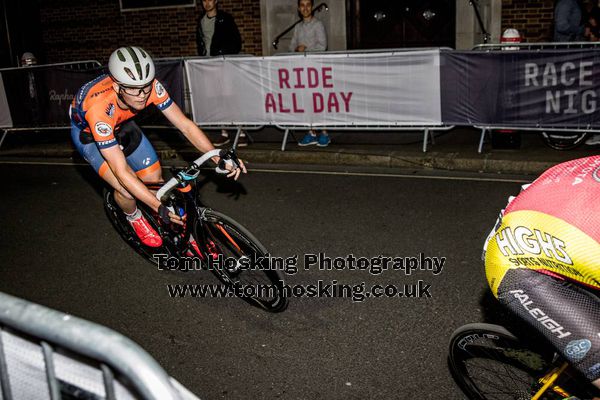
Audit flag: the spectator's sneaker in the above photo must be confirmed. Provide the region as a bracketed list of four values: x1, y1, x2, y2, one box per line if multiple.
[213, 132, 230, 147]
[317, 134, 330, 147]
[585, 134, 600, 145]
[129, 215, 163, 247]
[298, 133, 318, 146]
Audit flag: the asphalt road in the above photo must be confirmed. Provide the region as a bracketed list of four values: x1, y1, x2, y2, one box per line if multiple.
[0, 160, 532, 399]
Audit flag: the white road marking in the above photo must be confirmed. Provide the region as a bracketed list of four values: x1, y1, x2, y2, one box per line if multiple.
[0, 159, 531, 183]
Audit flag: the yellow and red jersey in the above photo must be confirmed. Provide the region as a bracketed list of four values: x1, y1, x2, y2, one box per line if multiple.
[70, 74, 173, 149]
[485, 156, 600, 296]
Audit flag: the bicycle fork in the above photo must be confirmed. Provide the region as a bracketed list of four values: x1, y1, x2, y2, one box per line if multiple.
[532, 362, 570, 399]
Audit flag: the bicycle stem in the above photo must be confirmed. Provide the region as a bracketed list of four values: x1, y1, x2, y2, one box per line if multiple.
[155, 149, 225, 201]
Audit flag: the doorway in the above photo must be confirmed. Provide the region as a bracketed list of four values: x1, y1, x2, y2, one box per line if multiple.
[347, 0, 455, 49]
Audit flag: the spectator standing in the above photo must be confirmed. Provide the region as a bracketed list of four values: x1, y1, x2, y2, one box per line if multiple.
[196, 0, 247, 146]
[290, 0, 330, 147]
[583, 0, 600, 40]
[20, 52, 41, 125]
[554, 0, 585, 41]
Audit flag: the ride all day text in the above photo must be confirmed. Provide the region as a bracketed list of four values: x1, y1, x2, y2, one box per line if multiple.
[265, 67, 353, 113]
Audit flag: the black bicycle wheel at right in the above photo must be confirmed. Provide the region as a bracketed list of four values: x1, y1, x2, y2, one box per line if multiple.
[448, 323, 598, 400]
[194, 210, 289, 313]
[541, 131, 588, 151]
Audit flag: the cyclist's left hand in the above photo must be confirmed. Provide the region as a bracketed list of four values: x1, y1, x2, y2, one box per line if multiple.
[225, 158, 247, 180]
[159, 204, 186, 226]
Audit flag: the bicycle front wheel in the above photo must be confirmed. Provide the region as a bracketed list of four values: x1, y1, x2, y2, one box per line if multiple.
[194, 209, 288, 313]
[448, 323, 586, 400]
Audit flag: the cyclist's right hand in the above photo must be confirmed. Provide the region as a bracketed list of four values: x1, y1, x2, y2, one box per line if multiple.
[217, 149, 247, 180]
[158, 204, 185, 226]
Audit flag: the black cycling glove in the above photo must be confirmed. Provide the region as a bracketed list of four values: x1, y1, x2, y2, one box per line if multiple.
[158, 204, 171, 225]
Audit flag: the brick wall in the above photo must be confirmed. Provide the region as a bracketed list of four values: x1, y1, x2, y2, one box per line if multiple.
[39, 0, 262, 64]
[501, 0, 555, 42]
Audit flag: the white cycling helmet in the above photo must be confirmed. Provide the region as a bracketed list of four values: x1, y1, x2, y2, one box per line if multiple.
[108, 46, 155, 87]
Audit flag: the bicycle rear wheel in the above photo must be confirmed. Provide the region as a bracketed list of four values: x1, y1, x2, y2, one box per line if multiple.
[448, 323, 597, 400]
[194, 209, 288, 313]
[541, 131, 588, 150]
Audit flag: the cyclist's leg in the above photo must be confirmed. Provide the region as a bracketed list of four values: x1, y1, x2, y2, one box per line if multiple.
[496, 268, 600, 386]
[119, 120, 162, 183]
[71, 123, 135, 208]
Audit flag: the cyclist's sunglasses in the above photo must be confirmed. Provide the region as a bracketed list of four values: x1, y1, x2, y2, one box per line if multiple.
[120, 83, 152, 96]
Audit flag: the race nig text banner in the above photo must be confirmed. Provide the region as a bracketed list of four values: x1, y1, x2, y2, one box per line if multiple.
[441, 49, 600, 128]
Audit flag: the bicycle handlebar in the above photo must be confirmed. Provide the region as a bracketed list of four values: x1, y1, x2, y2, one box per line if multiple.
[155, 149, 239, 202]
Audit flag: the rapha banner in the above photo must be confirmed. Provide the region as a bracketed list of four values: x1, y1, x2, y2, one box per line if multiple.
[1, 60, 183, 128]
[186, 50, 442, 126]
[2, 65, 101, 127]
[441, 49, 600, 128]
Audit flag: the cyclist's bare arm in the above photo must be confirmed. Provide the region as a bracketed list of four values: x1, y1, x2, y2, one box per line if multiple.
[160, 102, 247, 180]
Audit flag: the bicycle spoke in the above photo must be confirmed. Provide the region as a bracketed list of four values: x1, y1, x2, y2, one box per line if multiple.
[447, 325, 583, 400]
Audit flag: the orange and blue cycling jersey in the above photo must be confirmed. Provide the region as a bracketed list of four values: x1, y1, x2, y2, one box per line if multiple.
[70, 75, 173, 177]
[485, 155, 600, 295]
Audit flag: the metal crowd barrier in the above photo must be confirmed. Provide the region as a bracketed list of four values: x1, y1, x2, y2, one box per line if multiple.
[0, 60, 102, 72]
[0, 291, 199, 400]
[278, 124, 450, 152]
[472, 42, 600, 153]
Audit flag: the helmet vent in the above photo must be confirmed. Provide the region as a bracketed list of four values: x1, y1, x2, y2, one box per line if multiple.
[124, 67, 136, 81]
[145, 64, 150, 78]
[117, 50, 126, 62]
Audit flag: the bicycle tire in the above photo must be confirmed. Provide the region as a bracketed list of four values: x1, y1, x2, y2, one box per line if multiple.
[541, 131, 588, 151]
[194, 209, 289, 313]
[448, 323, 598, 400]
[103, 189, 175, 267]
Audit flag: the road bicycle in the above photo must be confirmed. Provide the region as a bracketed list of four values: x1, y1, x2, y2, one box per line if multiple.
[103, 148, 289, 313]
[448, 322, 600, 399]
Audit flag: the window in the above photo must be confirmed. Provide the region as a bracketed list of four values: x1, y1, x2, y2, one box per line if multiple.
[119, 0, 196, 12]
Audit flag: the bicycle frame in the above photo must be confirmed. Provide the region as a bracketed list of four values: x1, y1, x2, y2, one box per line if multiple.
[150, 148, 233, 255]
[531, 362, 569, 400]
[533, 361, 570, 399]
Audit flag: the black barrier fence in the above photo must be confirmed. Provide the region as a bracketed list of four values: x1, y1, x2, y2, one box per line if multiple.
[441, 49, 600, 128]
[134, 59, 186, 127]
[3, 50, 600, 151]
[0, 59, 185, 128]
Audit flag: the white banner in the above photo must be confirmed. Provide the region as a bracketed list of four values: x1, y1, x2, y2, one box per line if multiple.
[0, 73, 13, 128]
[186, 50, 442, 127]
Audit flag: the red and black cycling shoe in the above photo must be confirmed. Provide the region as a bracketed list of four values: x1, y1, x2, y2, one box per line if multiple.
[129, 215, 163, 247]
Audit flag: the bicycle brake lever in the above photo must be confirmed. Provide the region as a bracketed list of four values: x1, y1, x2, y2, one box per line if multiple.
[217, 148, 241, 173]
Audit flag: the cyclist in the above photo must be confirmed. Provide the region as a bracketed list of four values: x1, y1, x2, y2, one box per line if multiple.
[70, 46, 246, 247]
[483, 155, 600, 392]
